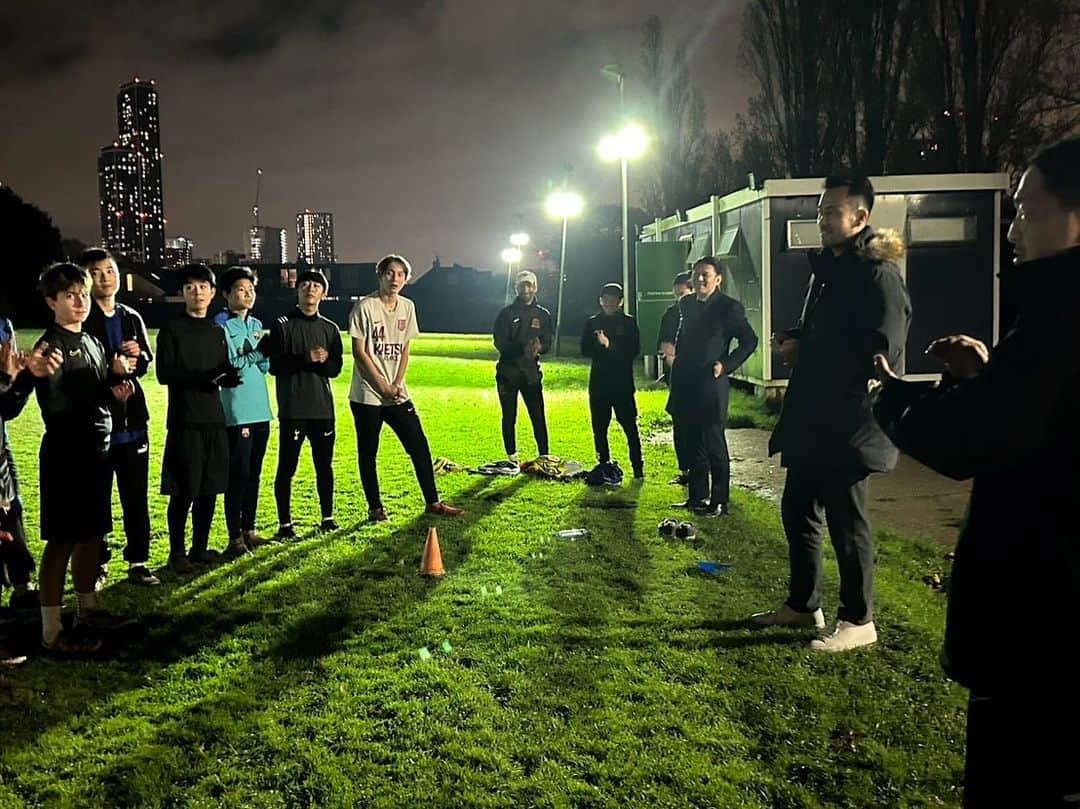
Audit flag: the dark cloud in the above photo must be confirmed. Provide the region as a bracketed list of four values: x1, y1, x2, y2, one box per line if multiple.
[1, 1, 750, 271]
[0, 0, 444, 77]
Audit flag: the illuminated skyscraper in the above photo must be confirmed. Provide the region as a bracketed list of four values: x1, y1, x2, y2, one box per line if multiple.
[250, 225, 288, 264]
[296, 210, 334, 264]
[98, 77, 166, 266]
[165, 236, 194, 268]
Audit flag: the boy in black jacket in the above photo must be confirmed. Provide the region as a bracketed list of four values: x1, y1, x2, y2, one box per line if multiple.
[22, 263, 134, 653]
[581, 283, 643, 477]
[157, 264, 239, 573]
[81, 248, 158, 586]
[260, 270, 343, 537]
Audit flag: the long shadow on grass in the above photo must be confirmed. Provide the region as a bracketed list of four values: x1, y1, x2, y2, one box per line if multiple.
[0, 475, 519, 780]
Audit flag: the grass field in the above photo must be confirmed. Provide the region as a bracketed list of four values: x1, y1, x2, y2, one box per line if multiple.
[0, 333, 966, 808]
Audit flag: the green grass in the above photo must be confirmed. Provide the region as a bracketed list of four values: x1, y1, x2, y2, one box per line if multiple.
[0, 333, 963, 808]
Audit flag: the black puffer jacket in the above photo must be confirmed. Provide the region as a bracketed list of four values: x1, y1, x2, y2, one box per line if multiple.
[874, 246, 1080, 696]
[769, 226, 911, 474]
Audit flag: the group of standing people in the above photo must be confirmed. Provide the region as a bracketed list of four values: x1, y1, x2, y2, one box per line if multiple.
[1, 136, 1076, 804]
[0, 252, 463, 656]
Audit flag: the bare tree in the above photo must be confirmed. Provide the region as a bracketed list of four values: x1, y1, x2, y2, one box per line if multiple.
[639, 15, 716, 215]
[913, 0, 1080, 174]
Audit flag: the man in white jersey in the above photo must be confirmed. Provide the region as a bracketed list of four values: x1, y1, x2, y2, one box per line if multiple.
[348, 254, 464, 522]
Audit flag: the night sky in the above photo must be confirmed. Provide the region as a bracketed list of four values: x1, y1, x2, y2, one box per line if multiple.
[1, 1, 748, 271]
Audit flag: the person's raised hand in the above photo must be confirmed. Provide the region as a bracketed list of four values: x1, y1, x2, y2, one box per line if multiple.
[926, 335, 989, 380]
[27, 343, 62, 378]
[771, 331, 800, 365]
[118, 340, 141, 359]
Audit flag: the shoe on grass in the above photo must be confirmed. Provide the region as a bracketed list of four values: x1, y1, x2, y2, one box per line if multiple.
[810, 621, 877, 652]
[674, 521, 697, 540]
[93, 563, 109, 593]
[750, 603, 827, 629]
[275, 523, 297, 540]
[167, 554, 196, 575]
[242, 530, 272, 549]
[425, 501, 463, 517]
[672, 500, 707, 510]
[368, 507, 389, 523]
[1, 647, 27, 667]
[222, 538, 251, 560]
[42, 629, 101, 656]
[658, 518, 678, 538]
[694, 502, 730, 518]
[126, 565, 160, 586]
[8, 589, 40, 611]
[188, 549, 221, 566]
[319, 518, 340, 532]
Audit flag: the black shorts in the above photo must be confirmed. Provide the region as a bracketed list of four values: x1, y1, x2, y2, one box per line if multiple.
[160, 425, 229, 499]
[39, 432, 111, 543]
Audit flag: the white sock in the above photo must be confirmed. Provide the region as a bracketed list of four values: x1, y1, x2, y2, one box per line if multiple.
[75, 590, 98, 625]
[128, 562, 144, 571]
[41, 605, 62, 645]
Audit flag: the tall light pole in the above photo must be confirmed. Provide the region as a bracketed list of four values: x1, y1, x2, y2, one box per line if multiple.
[500, 246, 523, 304]
[601, 65, 632, 313]
[503, 232, 530, 304]
[545, 189, 584, 357]
[598, 122, 648, 316]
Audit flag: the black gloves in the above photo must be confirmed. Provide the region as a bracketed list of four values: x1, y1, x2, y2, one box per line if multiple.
[210, 364, 242, 389]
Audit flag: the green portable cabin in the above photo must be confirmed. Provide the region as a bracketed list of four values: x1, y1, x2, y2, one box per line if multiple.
[636, 173, 1009, 394]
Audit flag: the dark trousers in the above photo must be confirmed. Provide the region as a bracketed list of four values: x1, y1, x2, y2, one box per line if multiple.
[105, 438, 152, 564]
[781, 465, 874, 624]
[275, 419, 335, 524]
[673, 417, 730, 506]
[589, 388, 642, 470]
[963, 692, 1080, 807]
[167, 494, 217, 556]
[0, 503, 34, 587]
[225, 422, 270, 538]
[497, 375, 549, 457]
[351, 401, 438, 510]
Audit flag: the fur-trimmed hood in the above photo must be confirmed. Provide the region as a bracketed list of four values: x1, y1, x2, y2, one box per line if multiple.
[855, 226, 905, 263]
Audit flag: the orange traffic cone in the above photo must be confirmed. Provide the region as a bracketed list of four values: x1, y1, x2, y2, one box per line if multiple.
[419, 526, 446, 578]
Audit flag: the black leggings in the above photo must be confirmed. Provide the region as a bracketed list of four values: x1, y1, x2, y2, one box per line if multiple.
[225, 423, 270, 538]
[350, 401, 438, 510]
[275, 419, 335, 524]
[167, 494, 217, 556]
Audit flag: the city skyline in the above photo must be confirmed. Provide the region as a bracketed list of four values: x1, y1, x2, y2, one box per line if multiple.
[97, 78, 166, 266]
[0, 1, 746, 271]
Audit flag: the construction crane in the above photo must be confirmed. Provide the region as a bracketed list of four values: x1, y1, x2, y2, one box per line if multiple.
[252, 167, 262, 230]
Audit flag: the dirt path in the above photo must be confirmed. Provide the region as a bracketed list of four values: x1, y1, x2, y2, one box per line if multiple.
[652, 428, 971, 546]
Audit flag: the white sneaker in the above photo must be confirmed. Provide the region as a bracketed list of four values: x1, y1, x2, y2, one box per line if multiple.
[809, 620, 877, 652]
[749, 603, 826, 629]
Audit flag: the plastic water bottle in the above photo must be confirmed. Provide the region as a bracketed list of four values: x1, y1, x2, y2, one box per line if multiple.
[555, 529, 588, 540]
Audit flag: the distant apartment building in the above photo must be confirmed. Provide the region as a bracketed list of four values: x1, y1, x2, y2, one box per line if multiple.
[296, 210, 334, 264]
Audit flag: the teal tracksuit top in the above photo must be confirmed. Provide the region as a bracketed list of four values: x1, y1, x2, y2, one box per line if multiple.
[214, 310, 275, 427]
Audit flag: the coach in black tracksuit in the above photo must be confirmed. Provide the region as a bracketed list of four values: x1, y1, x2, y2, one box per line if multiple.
[493, 270, 553, 460]
[581, 283, 643, 477]
[666, 257, 758, 516]
[261, 270, 343, 535]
